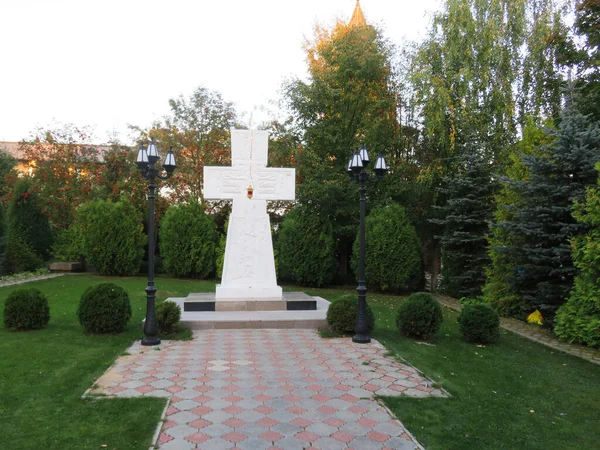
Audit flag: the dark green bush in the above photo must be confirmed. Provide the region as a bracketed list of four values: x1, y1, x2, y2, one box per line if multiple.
[352, 204, 421, 292]
[77, 283, 132, 334]
[160, 202, 217, 278]
[396, 292, 443, 340]
[0, 203, 6, 275]
[326, 297, 374, 334]
[3, 288, 50, 330]
[458, 302, 500, 344]
[51, 226, 85, 262]
[5, 180, 52, 273]
[4, 236, 42, 274]
[156, 301, 181, 334]
[72, 200, 145, 276]
[554, 174, 600, 348]
[277, 205, 335, 287]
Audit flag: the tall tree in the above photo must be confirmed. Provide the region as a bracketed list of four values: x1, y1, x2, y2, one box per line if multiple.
[284, 16, 401, 280]
[0, 146, 18, 203]
[483, 118, 555, 315]
[432, 147, 498, 298]
[19, 124, 104, 230]
[148, 86, 236, 204]
[408, 0, 568, 290]
[570, 0, 600, 121]
[498, 94, 600, 321]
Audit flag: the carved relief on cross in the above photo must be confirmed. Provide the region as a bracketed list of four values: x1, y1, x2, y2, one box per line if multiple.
[203, 129, 295, 204]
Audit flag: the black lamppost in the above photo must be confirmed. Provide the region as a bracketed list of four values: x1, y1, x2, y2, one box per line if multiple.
[136, 139, 176, 346]
[348, 144, 388, 343]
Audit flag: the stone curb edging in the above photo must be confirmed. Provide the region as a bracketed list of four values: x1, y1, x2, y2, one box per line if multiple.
[0, 273, 66, 288]
[433, 294, 600, 366]
[149, 399, 170, 450]
[376, 398, 426, 450]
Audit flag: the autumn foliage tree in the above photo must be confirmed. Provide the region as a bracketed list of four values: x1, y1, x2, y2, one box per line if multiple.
[19, 124, 104, 230]
[146, 86, 237, 205]
[285, 18, 400, 280]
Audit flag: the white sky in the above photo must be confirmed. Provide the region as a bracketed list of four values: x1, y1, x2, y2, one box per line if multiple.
[0, 0, 441, 144]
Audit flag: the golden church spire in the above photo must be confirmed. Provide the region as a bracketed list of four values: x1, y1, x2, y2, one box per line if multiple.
[349, 0, 367, 27]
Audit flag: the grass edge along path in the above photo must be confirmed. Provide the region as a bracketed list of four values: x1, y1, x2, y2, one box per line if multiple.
[302, 286, 600, 450]
[434, 294, 600, 365]
[0, 274, 212, 450]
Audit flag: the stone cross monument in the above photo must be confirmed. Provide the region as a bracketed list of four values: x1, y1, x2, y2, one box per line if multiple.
[204, 129, 295, 303]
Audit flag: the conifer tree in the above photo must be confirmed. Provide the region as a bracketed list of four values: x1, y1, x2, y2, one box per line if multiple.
[432, 147, 498, 298]
[483, 119, 555, 315]
[5, 180, 53, 273]
[498, 95, 600, 320]
[554, 163, 600, 348]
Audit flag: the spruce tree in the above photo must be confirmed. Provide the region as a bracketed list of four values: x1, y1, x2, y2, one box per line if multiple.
[499, 96, 600, 320]
[483, 119, 554, 316]
[432, 147, 497, 298]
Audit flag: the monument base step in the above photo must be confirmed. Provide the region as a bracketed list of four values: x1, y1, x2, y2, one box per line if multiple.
[181, 292, 319, 312]
[168, 294, 330, 330]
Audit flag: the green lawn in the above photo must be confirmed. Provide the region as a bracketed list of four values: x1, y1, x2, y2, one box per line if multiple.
[303, 286, 600, 450]
[0, 274, 214, 450]
[2, 277, 599, 450]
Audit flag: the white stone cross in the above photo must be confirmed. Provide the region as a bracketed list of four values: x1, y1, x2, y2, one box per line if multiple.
[204, 129, 295, 300]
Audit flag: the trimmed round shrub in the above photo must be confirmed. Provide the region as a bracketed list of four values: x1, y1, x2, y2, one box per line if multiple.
[458, 302, 500, 344]
[72, 200, 145, 276]
[326, 297, 374, 334]
[352, 204, 421, 292]
[396, 292, 443, 340]
[156, 301, 181, 334]
[160, 201, 217, 278]
[3, 288, 50, 330]
[277, 205, 336, 287]
[77, 283, 132, 334]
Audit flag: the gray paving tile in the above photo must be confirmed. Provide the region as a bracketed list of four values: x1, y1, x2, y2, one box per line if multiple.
[201, 423, 234, 438]
[349, 436, 385, 449]
[386, 436, 419, 449]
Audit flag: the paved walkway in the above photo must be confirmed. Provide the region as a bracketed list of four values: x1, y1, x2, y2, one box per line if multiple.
[434, 295, 600, 365]
[87, 329, 447, 450]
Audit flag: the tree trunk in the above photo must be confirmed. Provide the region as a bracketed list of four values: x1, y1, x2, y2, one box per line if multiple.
[430, 241, 441, 293]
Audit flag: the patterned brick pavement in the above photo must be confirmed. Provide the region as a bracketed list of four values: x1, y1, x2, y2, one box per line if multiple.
[87, 329, 447, 449]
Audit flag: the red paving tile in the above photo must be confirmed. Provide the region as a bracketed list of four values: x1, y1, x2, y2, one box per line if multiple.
[185, 432, 211, 444]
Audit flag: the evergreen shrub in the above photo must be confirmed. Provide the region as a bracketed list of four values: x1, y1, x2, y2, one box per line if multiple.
[3, 288, 50, 330]
[4, 237, 42, 274]
[277, 205, 335, 287]
[326, 297, 374, 334]
[352, 204, 421, 292]
[554, 170, 600, 348]
[72, 200, 145, 276]
[458, 302, 500, 344]
[0, 204, 5, 275]
[396, 292, 442, 340]
[5, 180, 52, 273]
[77, 283, 131, 334]
[156, 301, 181, 334]
[160, 202, 217, 278]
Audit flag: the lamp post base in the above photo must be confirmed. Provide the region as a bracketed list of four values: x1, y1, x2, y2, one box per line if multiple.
[141, 336, 161, 346]
[352, 334, 371, 344]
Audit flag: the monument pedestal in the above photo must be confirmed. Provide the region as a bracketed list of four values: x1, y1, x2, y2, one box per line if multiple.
[167, 292, 329, 329]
